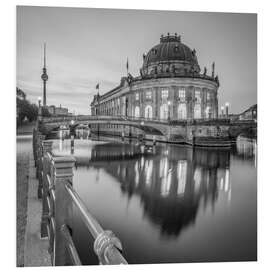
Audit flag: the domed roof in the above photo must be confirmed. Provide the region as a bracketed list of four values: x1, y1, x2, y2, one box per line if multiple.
[140, 33, 201, 77]
[143, 34, 198, 67]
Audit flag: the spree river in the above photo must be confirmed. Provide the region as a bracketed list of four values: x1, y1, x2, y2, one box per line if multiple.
[51, 136, 257, 264]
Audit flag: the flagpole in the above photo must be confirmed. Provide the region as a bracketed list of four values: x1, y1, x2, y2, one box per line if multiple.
[126, 57, 129, 76]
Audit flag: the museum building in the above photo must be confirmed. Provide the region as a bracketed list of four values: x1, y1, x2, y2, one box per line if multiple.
[90, 33, 220, 139]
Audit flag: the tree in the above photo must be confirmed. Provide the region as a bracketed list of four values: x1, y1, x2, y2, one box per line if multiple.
[17, 97, 38, 124]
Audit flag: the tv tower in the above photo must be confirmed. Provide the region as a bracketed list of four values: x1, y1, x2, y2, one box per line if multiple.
[41, 43, 48, 106]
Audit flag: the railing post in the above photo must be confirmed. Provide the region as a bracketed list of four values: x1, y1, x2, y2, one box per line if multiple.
[52, 156, 76, 266]
[40, 140, 53, 238]
[37, 135, 46, 198]
[32, 128, 37, 166]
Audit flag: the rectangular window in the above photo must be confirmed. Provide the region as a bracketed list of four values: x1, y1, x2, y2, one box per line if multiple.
[135, 93, 139, 101]
[146, 91, 152, 99]
[195, 89, 201, 103]
[207, 92, 211, 101]
[161, 89, 169, 99]
[179, 88, 185, 101]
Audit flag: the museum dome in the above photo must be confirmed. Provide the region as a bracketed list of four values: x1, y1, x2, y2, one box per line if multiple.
[140, 33, 201, 77]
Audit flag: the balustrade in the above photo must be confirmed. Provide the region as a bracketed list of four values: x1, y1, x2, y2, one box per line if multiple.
[33, 129, 127, 265]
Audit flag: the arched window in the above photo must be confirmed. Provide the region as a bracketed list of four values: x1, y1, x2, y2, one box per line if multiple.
[160, 103, 169, 120]
[194, 104, 201, 119]
[134, 106, 140, 118]
[144, 105, 153, 119]
[178, 104, 187, 119]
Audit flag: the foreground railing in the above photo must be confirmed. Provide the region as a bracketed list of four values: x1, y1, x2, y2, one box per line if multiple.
[33, 129, 127, 265]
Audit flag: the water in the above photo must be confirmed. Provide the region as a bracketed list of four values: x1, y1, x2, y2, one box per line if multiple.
[52, 136, 257, 264]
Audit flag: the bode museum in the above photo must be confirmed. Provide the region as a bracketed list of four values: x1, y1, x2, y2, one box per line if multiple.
[90, 33, 223, 143]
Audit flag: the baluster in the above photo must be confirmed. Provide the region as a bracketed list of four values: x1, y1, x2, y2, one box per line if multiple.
[37, 135, 46, 198]
[52, 156, 75, 266]
[40, 141, 53, 238]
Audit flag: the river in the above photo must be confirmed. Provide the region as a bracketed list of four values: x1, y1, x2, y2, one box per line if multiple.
[49, 135, 257, 264]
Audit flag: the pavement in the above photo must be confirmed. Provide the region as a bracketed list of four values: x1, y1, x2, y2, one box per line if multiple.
[23, 150, 51, 267]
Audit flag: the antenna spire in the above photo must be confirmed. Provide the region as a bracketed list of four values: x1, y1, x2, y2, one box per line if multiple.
[43, 43, 46, 68]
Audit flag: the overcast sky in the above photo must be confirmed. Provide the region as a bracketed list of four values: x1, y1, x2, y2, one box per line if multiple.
[17, 6, 256, 115]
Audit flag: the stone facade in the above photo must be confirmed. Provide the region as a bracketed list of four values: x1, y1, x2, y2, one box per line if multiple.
[90, 34, 220, 138]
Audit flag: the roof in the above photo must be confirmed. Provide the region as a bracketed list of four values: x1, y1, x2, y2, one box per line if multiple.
[143, 34, 198, 67]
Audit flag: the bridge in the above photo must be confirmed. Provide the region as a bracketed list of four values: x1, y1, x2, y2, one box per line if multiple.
[38, 115, 257, 147]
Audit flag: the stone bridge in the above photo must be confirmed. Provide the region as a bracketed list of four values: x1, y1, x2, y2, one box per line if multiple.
[40, 115, 171, 136]
[39, 115, 257, 146]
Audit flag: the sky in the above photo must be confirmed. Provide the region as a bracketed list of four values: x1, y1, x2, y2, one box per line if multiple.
[17, 6, 257, 115]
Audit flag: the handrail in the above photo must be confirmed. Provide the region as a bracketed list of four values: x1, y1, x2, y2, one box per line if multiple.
[65, 182, 103, 238]
[61, 224, 82, 265]
[65, 182, 128, 265]
[34, 134, 128, 265]
[41, 114, 235, 126]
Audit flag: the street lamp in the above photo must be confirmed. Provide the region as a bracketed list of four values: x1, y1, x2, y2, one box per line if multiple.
[38, 97, 42, 118]
[221, 106, 224, 118]
[38, 96, 42, 108]
[225, 102, 229, 118]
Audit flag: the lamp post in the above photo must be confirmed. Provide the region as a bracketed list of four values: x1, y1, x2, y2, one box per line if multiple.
[221, 106, 224, 118]
[225, 102, 229, 118]
[38, 96, 42, 108]
[70, 119, 75, 153]
[38, 96, 42, 121]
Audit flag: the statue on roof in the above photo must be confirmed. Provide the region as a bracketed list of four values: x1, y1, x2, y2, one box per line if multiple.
[203, 67, 207, 76]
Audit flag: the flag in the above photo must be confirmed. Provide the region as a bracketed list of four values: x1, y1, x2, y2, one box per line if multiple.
[126, 58, 129, 73]
[96, 83, 99, 90]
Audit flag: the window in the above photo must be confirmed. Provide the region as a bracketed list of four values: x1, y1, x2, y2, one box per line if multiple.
[205, 106, 211, 118]
[207, 92, 211, 101]
[144, 105, 153, 119]
[194, 104, 201, 119]
[134, 106, 140, 118]
[160, 103, 169, 119]
[179, 88, 185, 101]
[161, 89, 169, 99]
[178, 104, 187, 119]
[135, 93, 139, 101]
[195, 89, 201, 103]
[174, 46, 180, 53]
[146, 91, 152, 99]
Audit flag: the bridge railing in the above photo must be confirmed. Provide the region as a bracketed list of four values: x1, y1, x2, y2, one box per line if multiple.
[42, 114, 238, 126]
[33, 131, 128, 266]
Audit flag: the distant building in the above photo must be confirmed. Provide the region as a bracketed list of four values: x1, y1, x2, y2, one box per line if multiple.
[47, 104, 70, 116]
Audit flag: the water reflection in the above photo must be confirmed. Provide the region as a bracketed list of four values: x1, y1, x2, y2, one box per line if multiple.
[51, 135, 256, 263]
[69, 142, 232, 237]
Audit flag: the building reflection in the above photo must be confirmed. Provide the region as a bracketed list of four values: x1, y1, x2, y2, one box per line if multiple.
[235, 136, 257, 167]
[78, 143, 232, 237]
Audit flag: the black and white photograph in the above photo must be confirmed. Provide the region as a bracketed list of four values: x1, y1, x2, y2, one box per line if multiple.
[15, 4, 258, 267]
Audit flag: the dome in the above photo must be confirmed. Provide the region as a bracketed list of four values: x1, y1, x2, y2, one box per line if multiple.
[140, 33, 201, 78]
